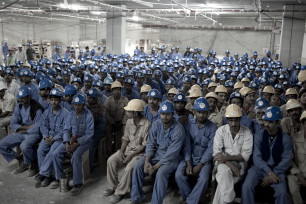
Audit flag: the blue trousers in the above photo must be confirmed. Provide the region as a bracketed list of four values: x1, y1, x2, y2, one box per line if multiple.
[89, 134, 104, 165]
[0, 132, 41, 165]
[175, 161, 211, 204]
[53, 142, 91, 185]
[38, 140, 62, 177]
[241, 166, 290, 204]
[131, 156, 179, 204]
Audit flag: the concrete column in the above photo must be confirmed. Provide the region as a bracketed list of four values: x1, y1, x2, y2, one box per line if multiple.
[279, 5, 306, 67]
[106, 7, 126, 54]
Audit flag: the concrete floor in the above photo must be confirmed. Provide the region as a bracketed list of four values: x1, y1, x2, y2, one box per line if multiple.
[0, 155, 185, 204]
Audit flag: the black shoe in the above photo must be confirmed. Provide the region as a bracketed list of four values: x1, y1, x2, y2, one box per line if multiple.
[34, 174, 45, 188]
[70, 184, 83, 195]
[13, 163, 29, 174]
[27, 161, 38, 177]
[41, 177, 52, 187]
[50, 180, 59, 189]
[103, 189, 115, 197]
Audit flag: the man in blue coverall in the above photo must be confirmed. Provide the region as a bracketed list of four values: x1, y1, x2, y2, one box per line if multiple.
[20, 68, 40, 102]
[130, 100, 185, 204]
[143, 89, 160, 123]
[0, 86, 43, 175]
[52, 93, 94, 194]
[34, 88, 69, 188]
[241, 106, 293, 204]
[175, 97, 217, 204]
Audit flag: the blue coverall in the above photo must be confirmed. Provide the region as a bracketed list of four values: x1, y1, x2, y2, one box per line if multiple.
[175, 118, 217, 204]
[0, 103, 42, 165]
[143, 105, 160, 123]
[241, 129, 292, 204]
[27, 82, 40, 102]
[131, 119, 185, 204]
[52, 108, 94, 185]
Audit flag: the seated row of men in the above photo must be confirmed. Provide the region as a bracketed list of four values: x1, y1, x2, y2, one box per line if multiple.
[0, 79, 305, 204]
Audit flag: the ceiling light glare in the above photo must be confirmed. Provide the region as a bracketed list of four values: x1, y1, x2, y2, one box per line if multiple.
[58, 3, 82, 11]
[91, 11, 104, 15]
[132, 11, 139, 21]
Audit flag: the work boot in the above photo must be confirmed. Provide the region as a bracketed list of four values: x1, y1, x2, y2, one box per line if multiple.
[103, 189, 115, 197]
[13, 163, 29, 174]
[110, 194, 124, 203]
[41, 177, 52, 187]
[50, 180, 59, 189]
[34, 174, 45, 188]
[70, 184, 83, 195]
[27, 162, 38, 177]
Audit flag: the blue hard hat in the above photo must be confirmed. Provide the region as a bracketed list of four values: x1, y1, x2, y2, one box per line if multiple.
[116, 71, 125, 79]
[159, 100, 175, 113]
[49, 88, 63, 97]
[263, 106, 282, 121]
[86, 88, 100, 99]
[84, 74, 93, 82]
[4, 68, 14, 75]
[229, 92, 243, 102]
[103, 77, 113, 85]
[249, 81, 259, 89]
[135, 72, 144, 78]
[225, 80, 234, 87]
[166, 78, 175, 85]
[194, 97, 210, 111]
[72, 77, 82, 84]
[274, 83, 284, 90]
[62, 69, 71, 76]
[64, 85, 77, 95]
[20, 68, 32, 77]
[183, 75, 192, 83]
[48, 68, 56, 75]
[146, 69, 153, 75]
[147, 89, 160, 99]
[72, 94, 86, 104]
[154, 70, 162, 76]
[17, 86, 31, 98]
[39, 79, 53, 90]
[93, 80, 103, 87]
[124, 77, 134, 85]
[174, 93, 187, 102]
[255, 97, 270, 109]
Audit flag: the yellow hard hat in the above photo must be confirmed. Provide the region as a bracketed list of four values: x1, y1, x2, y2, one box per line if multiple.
[124, 99, 145, 112]
[214, 69, 221, 74]
[234, 82, 244, 89]
[262, 86, 275, 94]
[225, 104, 243, 118]
[298, 70, 306, 83]
[188, 88, 202, 98]
[205, 92, 218, 100]
[300, 111, 306, 121]
[22, 62, 31, 68]
[239, 87, 255, 97]
[111, 81, 123, 89]
[208, 82, 217, 88]
[215, 85, 227, 93]
[285, 88, 298, 96]
[140, 84, 151, 93]
[286, 99, 302, 111]
[168, 88, 179, 95]
[241, 77, 250, 83]
[190, 84, 201, 91]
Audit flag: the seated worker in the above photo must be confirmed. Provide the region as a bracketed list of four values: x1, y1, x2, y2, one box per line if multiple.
[213, 104, 253, 204]
[143, 89, 160, 123]
[205, 92, 223, 127]
[35, 88, 69, 188]
[173, 93, 192, 125]
[253, 97, 270, 134]
[38, 79, 53, 110]
[86, 87, 106, 165]
[139, 85, 151, 106]
[0, 86, 43, 176]
[242, 106, 292, 204]
[53, 94, 94, 195]
[130, 100, 185, 204]
[175, 97, 217, 204]
[61, 85, 78, 112]
[104, 99, 151, 204]
[287, 111, 306, 204]
[0, 81, 16, 137]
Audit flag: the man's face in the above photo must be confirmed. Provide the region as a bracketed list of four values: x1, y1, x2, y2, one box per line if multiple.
[217, 93, 227, 104]
[136, 77, 144, 85]
[174, 101, 186, 112]
[286, 94, 297, 100]
[256, 109, 266, 124]
[183, 82, 191, 91]
[18, 95, 31, 106]
[167, 94, 175, 102]
[124, 83, 133, 93]
[87, 96, 97, 105]
[264, 120, 278, 134]
[4, 74, 12, 82]
[50, 97, 61, 109]
[160, 112, 174, 124]
[84, 81, 92, 89]
[207, 97, 217, 111]
[227, 117, 241, 132]
[112, 87, 121, 98]
[39, 88, 50, 98]
[63, 75, 70, 82]
[73, 104, 84, 114]
[287, 108, 302, 121]
[141, 92, 148, 102]
[230, 98, 242, 107]
[64, 94, 73, 103]
[166, 84, 173, 92]
[195, 111, 208, 124]
[262, 93, 272, 101]
[72, 82, 81, 90]
[22, 76, 32, 84]
[155, 75, 161, 81]
[245, 92, 255, 104]
[148, 97, 159, 108]
[104, 84, 111, 92]
[125, 111, 134, 119]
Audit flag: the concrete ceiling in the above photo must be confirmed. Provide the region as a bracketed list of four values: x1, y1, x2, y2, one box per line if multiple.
[0, 0, 306, 27]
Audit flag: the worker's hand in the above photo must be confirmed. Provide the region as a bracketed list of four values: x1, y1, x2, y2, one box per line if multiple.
[226, 162, 240, 177]
[69, 142, 79, 153]
[123, 154, 133, 164]
[215, 154, 228, 163]
[144, 161, 152, 174]
[119, 151, 126, 163]
[261, 175, 273, 187]
[186, 162, 193, 176]
[297, 173, 306, 186]
[148, 163, 160, 175]
[45, 137, 54, 146]
[269, 173, 281, 184]
[192, 163, 203, 176]
[65, 143, 71, 152]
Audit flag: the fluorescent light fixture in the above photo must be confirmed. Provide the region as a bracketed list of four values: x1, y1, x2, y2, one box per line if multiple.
[91, 11, 105, 15]
[58, 3, 82, 11]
